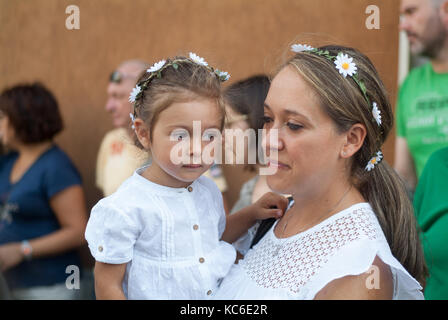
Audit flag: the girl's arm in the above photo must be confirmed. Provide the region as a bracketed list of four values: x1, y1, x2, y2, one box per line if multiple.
[94, 262, 127, 300]
[222, 192, 288, 244]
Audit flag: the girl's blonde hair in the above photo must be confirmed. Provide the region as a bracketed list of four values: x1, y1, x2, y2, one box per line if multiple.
[132, 56, 225, 148]
[284, 45, 428, 286]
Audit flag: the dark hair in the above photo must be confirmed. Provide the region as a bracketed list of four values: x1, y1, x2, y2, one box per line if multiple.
[224, 75, 270, 132]
[285, 45, 428, 286]
[0, 83, 63, 143]
[224, 75, 270, 170]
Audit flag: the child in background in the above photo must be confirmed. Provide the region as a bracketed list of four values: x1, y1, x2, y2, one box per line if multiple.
[85, 53, 287, 300]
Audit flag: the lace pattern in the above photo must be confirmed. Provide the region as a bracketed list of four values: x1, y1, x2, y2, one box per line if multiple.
[241, 204, 382, 294]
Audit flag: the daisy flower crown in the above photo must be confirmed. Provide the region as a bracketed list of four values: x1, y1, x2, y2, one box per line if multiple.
[129, 52, 230, 107]
[291, 44, 383, 171]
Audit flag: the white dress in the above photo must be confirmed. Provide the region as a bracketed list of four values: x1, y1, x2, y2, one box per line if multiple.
[214, 203, 424, 300]
[85, 166, 236, 300]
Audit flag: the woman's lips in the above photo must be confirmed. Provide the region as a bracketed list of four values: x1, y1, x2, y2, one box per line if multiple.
[267, 159, 290, 169]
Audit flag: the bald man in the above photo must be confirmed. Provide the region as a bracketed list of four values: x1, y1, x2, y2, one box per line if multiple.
[395, 0, 448, 194]
[96, 60, 151, 196]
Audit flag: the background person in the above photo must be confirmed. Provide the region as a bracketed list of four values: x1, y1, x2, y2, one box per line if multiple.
[0, 83, 88, 300]
[96, 59, 152, 197]
[395, 0, 448, 196]
[413, 146, 448, 299]
[224, 75, 272, 213]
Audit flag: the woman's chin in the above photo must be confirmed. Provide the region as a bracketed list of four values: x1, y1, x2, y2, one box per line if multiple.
[266, 175, 290, 195]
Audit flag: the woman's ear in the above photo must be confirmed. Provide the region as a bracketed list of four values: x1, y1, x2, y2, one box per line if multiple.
[134, 118, 151, 150]
[340, 123, 367, 158]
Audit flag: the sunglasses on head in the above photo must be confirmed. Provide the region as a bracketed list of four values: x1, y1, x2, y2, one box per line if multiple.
[109, 71, 137, 83]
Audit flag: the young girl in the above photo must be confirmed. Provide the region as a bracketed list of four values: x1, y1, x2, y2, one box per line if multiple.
[85, 53, 287, 300]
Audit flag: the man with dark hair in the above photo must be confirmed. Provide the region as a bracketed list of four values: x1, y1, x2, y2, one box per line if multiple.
[395, 0, 448, 194]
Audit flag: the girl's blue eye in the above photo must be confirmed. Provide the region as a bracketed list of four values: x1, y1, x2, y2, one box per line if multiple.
[171, 131, 189, 141]
[203, 131, 218, 141]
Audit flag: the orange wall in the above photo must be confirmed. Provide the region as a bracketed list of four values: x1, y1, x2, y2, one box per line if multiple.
[0, 0, 400, 211]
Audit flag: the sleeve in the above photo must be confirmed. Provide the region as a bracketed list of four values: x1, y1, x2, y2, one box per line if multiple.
[232, 221, 261, 255]
[305, 238, 424, 300]
[85, 200, 140, 264]
[43, 150, 82, 199]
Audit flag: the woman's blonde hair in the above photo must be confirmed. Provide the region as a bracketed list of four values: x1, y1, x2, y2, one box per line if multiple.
[132, 56, 225, 148]
[284, 45, 428, 286]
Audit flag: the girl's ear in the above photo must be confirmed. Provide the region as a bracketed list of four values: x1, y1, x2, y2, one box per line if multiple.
[134, 118, 151, 150]
[340, 123, 367, 158]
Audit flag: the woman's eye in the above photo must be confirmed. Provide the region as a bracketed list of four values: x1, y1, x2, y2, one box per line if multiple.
[262, 116, 273, 124]
[287, 122, 303, 131]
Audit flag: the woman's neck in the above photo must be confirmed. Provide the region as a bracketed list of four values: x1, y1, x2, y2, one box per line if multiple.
[286, 181, 365, 232]
[16, 140, 53, 159]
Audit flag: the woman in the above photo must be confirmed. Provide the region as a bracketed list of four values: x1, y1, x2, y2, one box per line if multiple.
[224, 75, 272, 211]
[0, 83, 88, 299]
[214, 45, 427, 300]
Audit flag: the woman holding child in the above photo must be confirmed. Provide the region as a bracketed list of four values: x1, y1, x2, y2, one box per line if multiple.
[214, 45, 427, 300]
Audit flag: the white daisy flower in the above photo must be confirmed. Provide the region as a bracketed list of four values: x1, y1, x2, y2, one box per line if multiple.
[129, 113, 136, 130]
[189, 52, 208, 66]
[147, 60, 166, 73]
[216, 70, 230, 81]
[372, 102, 382, 126]
[365, 151, 383, 172]
[291, 44, 314, 53]
[334, 53, 358, 78]
[129, 85, 141, 103]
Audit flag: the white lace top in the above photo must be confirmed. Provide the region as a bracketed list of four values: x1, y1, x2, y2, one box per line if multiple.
[85, 166, 236, 300]
[214, 203, 424, 300]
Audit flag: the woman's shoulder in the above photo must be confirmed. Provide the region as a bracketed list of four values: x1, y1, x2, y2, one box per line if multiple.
[40, 145, 78, 170]
[94, 172, 163, 214]
[318, 202, 382, 239]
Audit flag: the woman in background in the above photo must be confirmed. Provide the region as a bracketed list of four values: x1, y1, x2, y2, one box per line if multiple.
[0, 83, 88, 299]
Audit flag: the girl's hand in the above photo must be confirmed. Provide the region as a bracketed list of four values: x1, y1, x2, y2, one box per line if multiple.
[251, 192, 289, 220]
[0, 242, 24, 272]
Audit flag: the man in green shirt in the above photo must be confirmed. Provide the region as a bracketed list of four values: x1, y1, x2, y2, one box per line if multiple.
[396, 0, 448, 193]
[413, 147, 448, 299]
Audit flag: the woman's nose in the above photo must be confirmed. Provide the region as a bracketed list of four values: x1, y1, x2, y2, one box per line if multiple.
[262, 126, 284, 155]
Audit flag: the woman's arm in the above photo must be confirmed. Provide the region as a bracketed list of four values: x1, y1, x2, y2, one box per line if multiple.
[314, 256, 393, 300]
[94, 261, 127, 300]
[0, 185, 88, 271]
[30, 185, 88, 257]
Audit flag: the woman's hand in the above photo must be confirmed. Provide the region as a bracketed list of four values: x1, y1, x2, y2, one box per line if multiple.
[250, 192, 289, 221]
[0, 242, 24, 272]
